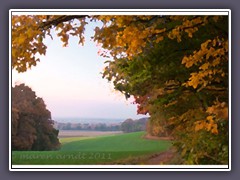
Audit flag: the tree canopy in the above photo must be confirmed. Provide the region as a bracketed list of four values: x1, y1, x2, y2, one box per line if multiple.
[11, 14, 229, 164]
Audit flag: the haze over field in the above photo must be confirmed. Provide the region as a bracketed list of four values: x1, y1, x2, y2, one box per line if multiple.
[54, 117, 125, 124]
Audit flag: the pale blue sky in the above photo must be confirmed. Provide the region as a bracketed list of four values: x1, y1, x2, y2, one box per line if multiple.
[12, 20, 148, 120]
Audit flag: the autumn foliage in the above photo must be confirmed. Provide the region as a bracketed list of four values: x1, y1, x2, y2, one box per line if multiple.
[11, 14, 229, 164]
[12, 84, 60, 150]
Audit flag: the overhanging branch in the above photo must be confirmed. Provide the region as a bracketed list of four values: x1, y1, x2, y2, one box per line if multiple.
[39, 15, 89, 29]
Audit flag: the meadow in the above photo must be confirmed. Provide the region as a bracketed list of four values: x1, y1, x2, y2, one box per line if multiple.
[12, 131, 172, 165]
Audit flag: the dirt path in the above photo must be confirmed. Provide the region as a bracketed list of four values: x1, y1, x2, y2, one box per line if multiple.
[143, 134, 176, 164]
[143, 134, 174, 140]
[145, 149, 176, 165]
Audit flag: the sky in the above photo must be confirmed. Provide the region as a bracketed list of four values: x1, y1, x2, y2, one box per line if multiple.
[12, 20, 148, 120]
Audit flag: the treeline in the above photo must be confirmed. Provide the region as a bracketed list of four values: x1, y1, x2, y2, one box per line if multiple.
[54, 117, 148, 133]
[54, 122, 121, 131]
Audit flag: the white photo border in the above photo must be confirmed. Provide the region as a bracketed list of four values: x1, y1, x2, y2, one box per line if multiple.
[9, 9, 231, 171]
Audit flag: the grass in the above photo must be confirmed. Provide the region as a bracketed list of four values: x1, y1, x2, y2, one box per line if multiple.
[59, 136, 94, 144]
[12, 131, 172, 165]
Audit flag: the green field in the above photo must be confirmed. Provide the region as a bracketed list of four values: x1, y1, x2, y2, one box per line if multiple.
[12, 132, 172, 165]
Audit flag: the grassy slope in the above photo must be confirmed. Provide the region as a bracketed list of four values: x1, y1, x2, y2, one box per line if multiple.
[12, 132, 172, 165]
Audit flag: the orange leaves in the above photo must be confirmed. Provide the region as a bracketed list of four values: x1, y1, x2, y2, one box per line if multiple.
[194, 101, 228, 135]
[12, 15, 88, 72]
[12, 15, 50, 72]
[195, 116, 218, 135]
[199, 62, 210, 70]
[94, 16, 159, 59]
[184, 73, 200, 89]
[182, 37, 228, 90]
[96, 15, 189, 59]
[168, 28, 182, 42]
[97, 15, 114, 22]
[155, 36, 164, 43]
[182, 17, 202, 37]
[207, 101, 228, 121]
[167, 16, 206, 42]
[154, 28, 166, 43]
[56, 19, 87, 46]
[154, 28, 166, 34]
[195, 121, 205, 131]
[181, 56, 195, 68]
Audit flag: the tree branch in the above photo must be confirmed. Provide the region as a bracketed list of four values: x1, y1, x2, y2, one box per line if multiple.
[39, 15, 88, 29]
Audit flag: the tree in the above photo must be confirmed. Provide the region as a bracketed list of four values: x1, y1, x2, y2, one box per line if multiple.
[98, 15, 228, 164]
[121, 118, 134, 133]
[12, 83, 60, 150]
[11, 14, 229, 164]
[121, 118, 148, 133]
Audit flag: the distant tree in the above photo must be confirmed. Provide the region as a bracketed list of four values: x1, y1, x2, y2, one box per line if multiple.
[135, 118, 148, 131]
[12, 84, 60, 151]
[121, 119, 134, 133]
[121, 118, 148, 133]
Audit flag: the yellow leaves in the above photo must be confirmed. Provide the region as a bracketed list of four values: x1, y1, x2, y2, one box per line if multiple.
[12, 15, 48, 72]
[154, 28, 166, 34]
[182, 17, 202, 38]
[154, 28, 166, 43]
[96, 18, 156, 58]
[186, 73, 201, 89]
[195, 116, 218, 135]
[12, 15, 91, 72]
[194, 100, 228, 135]
[56, 22, 75, 47]
[206, 116, 214, 131]
[224, 40, 229, 51]
[155, 36, 164, 43]
[207, 101, 228, 121]
[182, 38, 228, 90]
[211, 124, 218, 134]
[17, 35, 26, 44]
[201, 39, 212, 49]
[168, 28, 182, 42]
[98, 15, 114, 22]
[168, 16, 205, 41]
[212, 57, 221, 66]
[199, 62, 210, 70]
[58, 32, 69, 47]
[182, 56, 195, 68]
[185, 27, 198, 38]
[195, 121, 204, 131]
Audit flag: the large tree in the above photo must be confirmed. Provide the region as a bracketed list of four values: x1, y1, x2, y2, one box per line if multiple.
[99, 15, 228, 164]
[11, 14, 229, 164]
[12, 84, 60, 150]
